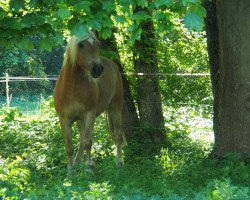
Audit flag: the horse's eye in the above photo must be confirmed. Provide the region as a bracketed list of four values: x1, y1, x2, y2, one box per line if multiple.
[78, 43, 84, 48]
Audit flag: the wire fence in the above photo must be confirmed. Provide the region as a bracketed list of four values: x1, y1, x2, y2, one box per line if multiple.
[0, 72, 212, 114]
[0, 72, 210, 82]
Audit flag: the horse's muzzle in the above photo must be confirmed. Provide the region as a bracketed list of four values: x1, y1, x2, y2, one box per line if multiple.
[91, 63, 104, 78]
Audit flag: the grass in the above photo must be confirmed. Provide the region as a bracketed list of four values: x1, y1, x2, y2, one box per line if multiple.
[0, 97, 250, 199]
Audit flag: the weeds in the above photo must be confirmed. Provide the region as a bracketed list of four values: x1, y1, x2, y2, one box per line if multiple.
[0, 98, 250, 199]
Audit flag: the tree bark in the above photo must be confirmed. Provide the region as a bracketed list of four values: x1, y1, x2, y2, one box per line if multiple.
[134, 8, 165, 141]
[100, 32, 140, 138]
[215, 0, 250, 155]
[204, 0, 220, 152]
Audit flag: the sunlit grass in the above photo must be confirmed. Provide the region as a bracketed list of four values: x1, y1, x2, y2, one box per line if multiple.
[0, 98, 249, 199]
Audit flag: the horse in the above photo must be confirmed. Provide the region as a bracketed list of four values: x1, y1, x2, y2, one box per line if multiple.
[54, 31, 126, 171]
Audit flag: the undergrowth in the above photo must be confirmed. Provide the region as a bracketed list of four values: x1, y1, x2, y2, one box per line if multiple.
[0, 97, 250, 199]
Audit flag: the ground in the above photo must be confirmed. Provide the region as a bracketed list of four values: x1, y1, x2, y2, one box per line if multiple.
[0, 97, 250, 199]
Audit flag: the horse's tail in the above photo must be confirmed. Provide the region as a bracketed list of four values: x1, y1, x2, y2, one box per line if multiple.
[106, 112, 127, 146]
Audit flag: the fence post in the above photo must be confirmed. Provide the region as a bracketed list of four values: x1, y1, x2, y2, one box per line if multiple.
[6, 73, 10, 109]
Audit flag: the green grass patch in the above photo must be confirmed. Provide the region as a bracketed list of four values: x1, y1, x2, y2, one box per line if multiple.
[0, 98, 250, 199]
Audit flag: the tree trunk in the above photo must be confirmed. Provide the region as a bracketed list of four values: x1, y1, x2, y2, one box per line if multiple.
[216, 0, 250, 155]
[100, 32, 140, 138]
[134, 9, 165, 141]
[204, 0, 220, 152]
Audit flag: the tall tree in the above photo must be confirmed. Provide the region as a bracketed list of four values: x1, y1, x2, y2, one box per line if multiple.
[133, 4, 165, 141]
[205, 0, 250, 155]
[217, 0, 250, 155]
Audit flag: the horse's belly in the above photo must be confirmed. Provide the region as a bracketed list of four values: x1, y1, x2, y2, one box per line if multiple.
[96, 101, 110, 116]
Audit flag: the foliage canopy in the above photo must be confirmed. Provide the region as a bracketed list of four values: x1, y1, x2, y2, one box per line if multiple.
[0, 0, 206, 50]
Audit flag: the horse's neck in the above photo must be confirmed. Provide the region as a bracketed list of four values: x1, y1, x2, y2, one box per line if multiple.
[61, 62, 90, 89]
[60, 63, 82, 90]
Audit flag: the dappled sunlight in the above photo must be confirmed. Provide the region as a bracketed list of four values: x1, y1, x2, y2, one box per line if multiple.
[164, 105, 214, 145]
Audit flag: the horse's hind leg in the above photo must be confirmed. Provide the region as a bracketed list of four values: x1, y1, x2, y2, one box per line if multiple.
[108, 105, 126, 167]
[60, 118, 74, 169]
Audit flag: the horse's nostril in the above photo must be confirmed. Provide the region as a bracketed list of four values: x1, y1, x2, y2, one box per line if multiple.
[91, 63, 104, 78]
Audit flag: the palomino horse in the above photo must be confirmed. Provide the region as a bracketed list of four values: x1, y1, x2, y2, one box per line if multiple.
[54, 31, 126, 170]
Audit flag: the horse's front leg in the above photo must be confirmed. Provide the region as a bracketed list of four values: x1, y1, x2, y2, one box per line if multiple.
[60, 118, 74, 169]
[74, 111, 96, 170]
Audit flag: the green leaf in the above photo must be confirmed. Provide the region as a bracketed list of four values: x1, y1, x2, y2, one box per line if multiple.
[128, 24, 137, 32]
[115, 15, 126, 25]
[39, 37, 52, 51]
[57, 8, 71, 20]
[128, 24, 142, 44]
[10, 0, 24, 12]
[130, 27, 142, 45]
[87, 19, 102, 31]
[183, 4, 205, 32]
[97, 15, 113, 28]
[22, 14, 34, 28]
[100, 28, 112, 39]
[54, 32, 64, 45]
[136, 0, 148, 8]
[181, 0, 198, 7]
[119, 0, 131, 13]
[102, 0, 115, 13]
[131, 11, 151, 24]
[188, 5, 206, 18]
[39, 23, 53, 34]
[33, 14, 46, 25]
[17, 38, 34, 50]
[153, 12, 167, 21]
[0, 38, 8, 47]
[28, 0, 38, 7]
[10, 19, 25, 30]
[154, 0, 173, 8]
[72, 23, 89, 40]
[184, 12, 203, 32]
[74, 1, 91, 13]
[0, 7, 7, 20]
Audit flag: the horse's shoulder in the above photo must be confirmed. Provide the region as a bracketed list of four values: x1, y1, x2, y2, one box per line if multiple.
[101, 57, 117, 66]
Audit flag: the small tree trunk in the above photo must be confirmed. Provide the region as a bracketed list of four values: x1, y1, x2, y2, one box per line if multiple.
[134, 9, 165, 141]
[204, 0, 220, 151]
[216, 0, 250, 155]
[100, 32, 140, 138]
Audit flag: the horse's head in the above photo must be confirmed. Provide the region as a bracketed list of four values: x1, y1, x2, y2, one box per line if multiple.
[66, 31, 104, 78]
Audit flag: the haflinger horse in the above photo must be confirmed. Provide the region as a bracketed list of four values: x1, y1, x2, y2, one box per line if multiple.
[54, 31, 126, 171]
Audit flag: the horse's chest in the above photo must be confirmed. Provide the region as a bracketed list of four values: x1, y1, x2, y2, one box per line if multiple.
[74, 82, 98, 106]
